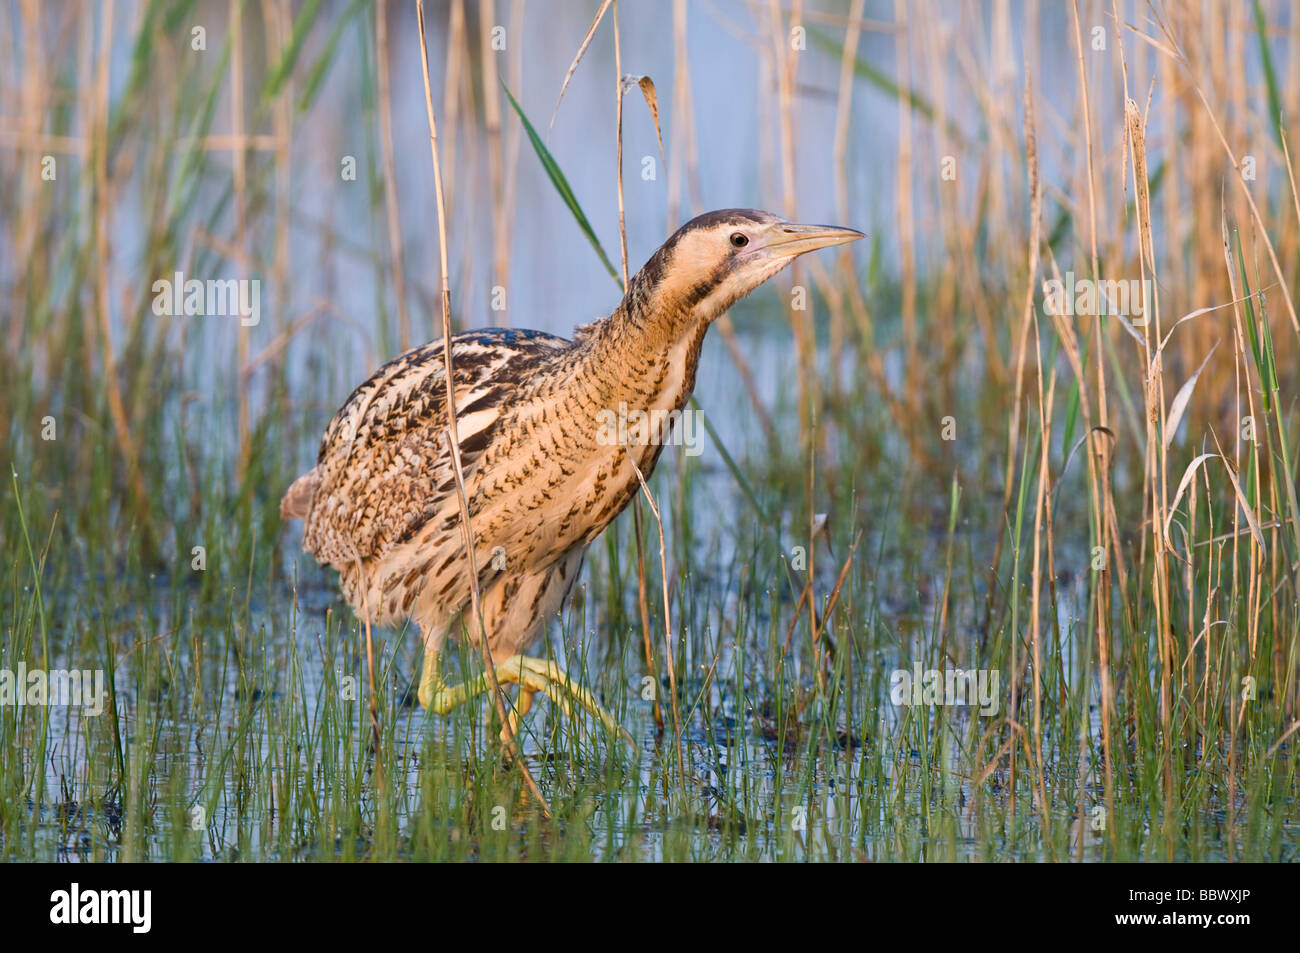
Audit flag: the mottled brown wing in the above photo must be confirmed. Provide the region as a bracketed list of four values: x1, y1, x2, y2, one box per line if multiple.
[300, 329, 571, 569]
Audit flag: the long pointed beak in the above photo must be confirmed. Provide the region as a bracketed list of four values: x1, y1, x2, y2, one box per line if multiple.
[764, 221, 865, 257]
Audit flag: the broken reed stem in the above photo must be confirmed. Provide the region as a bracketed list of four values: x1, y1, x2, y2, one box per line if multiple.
[417, 0, 548, 818]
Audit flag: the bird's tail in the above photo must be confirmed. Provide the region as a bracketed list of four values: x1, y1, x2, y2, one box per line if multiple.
[280, 468, 320, 520]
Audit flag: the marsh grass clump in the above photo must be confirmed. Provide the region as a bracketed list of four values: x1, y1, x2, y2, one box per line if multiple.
[1, 1, 1298, 862]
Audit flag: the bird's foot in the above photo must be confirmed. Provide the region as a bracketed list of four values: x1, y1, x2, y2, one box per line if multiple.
[494, 656, 632, 746]
[418, 654, 631, 746]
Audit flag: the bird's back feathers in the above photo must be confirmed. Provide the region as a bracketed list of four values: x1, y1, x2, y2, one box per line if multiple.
[284, 328, 572, 570]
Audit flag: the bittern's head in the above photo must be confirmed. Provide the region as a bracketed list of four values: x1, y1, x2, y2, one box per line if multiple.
[626, 209, 864, 328]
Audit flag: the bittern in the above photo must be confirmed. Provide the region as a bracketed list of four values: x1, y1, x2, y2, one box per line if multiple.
[282, 209, 862, 740]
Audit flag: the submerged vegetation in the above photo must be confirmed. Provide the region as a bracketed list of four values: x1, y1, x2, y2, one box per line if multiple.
[1, 0, 1298, 862]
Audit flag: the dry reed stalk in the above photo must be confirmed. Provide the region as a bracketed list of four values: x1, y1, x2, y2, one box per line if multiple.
[998, 61, 1043, 824]
[666, 0, 692, 226]
[1145, 18, 1299, 339]
[766, 0, 830, 661]
[626, 452, 686, 780]
[631, 500, 661, 733]
[266, 0, 293, 406]
[479, 0, 509, 326]
[76, 8, 97, 389]
[1023, 46, 1053, 848]
[91, 0, 149, 535]
[502, 0, 525, 227]
[231, 0, 251, 481]
[614, 0, 627, 281]
[1071, 0, 1099, 284]
[923, 0, 1002, 388]
[661, 0, 774, 446]
[1028, 298, 1056, 852]
[985, 156, 1038, 656]
[683, 12, 776, 458]
[891, 0, 918, 420]
[417, 0, 549, 817]
[376, 0, 413, 350]
[1124, 93, 1177, 854]
[1082, 0, 1119, 852]
[767, 0, 816, 456]
[1, 3, 38, 460]
[9, 1, 45, 361]
[454, 11, 483, 309]
[989, 0, 1014, 247]
[829, 0, 864, 400]
[609, 1, 662, 736]
[1112, 1, 1150, 750]
[805, 439, 820, 691]
[440, 0, 466, 225]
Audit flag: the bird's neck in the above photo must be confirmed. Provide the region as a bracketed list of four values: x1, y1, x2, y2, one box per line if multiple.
[574, 275, 714, 415]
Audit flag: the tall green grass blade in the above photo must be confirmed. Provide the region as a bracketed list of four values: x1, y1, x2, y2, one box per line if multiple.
[1252, 0, 1285, 150]
[1232, 227, 1272, 410]
[502, 81, 622, 288]
[262, 0, 325, 105]
[297, 0, 368, 114]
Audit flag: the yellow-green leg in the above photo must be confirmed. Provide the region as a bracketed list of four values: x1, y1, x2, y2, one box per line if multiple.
[418, 649, 626, 742]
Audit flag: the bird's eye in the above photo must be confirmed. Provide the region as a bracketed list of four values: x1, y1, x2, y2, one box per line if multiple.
[730, 232, 749, 248]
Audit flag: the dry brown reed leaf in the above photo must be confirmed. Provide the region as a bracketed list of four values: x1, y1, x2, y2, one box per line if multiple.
[619, 74, 666, 165]
[1165, 452, 1267, 554]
